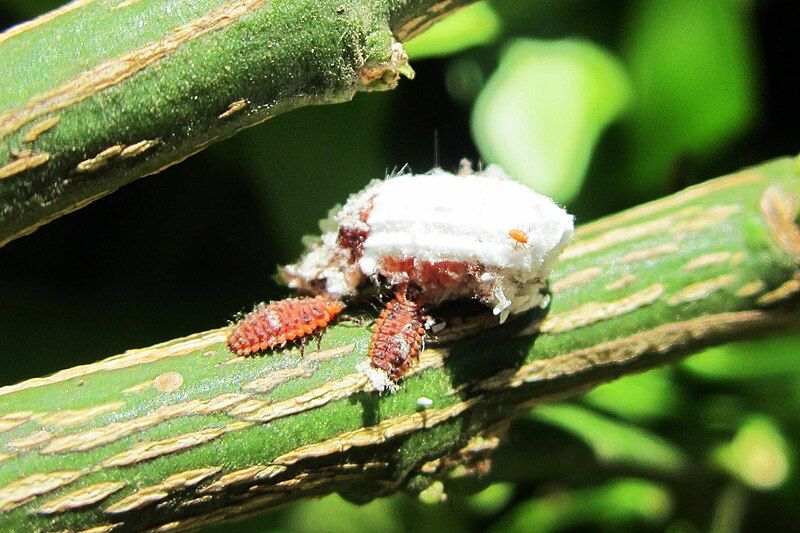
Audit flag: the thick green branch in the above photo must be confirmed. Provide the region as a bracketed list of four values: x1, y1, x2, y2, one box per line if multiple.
[0, 157, 798, 531]
[0, 0, 469, 247]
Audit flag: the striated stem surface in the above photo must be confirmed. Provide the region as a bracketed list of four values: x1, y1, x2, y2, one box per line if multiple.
[0, 0, 471, 247]
[0, 157, 798, 531]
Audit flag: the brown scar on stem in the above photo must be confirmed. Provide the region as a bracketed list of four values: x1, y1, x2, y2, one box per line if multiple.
[737, 280, 766, 298]
[0, 151, 49, 179]
[153, 372, 183, 392]
[671, 205, 742, 235]
[6, 430, 53, 451]
[120, 138, 159, 159]
[100, 423, 251, 468]
[249, 464, 388, 495]
[41, 393, 249, 455]
[0, 471, 83, 511]
[202, 462, 387, 496]
[228, 373, 371, 422]
[177, 494, 215, 509]
[682, 251, 734, 271]
[619, 243, 680, 264]
[75, 145, 124, 172]
[604, 273, 637, 291]
[22, 116, 60, 142]
[36, 481, 127, 515]
[218, 99, 248, 119]
[760, 186, 800, 262]
[757, 279, 800, 306]
[104, 468, 221, 515]
[550, 267, 602, 292]
[200, 465, 269, 493]
[35, 402, 124, 428]
[243, 363, 319, 393]
[77, 524, 122, 533]
[666, 274, 736, 306]
[0, 412, 33, 433]
[538, 284, 665, 334]
[229, 350, 447, 433]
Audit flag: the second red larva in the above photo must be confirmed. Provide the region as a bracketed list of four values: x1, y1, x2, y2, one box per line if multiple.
[227, 296, 345, 356]
[368, 288, 426, 383]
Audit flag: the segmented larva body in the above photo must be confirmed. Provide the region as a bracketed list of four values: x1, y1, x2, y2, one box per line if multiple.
[368, 290, 426, 382]
[228, 296, 345, 356]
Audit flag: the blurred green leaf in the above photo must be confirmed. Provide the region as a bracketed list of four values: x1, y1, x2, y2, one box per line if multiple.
[682, 333, 800, 381]
[285, 495, 400, 533]
[622, 0, 757, 195]
[491, 478, 672, 533]
[404, 2, 502, 60]
[445, 57, 486, 104]
[472, 39, 631, 202]
[712, 416, 791, 490]
[465, 483, 515, 516]
[581, 368, 682, 423]
[531, 403, 687, 475]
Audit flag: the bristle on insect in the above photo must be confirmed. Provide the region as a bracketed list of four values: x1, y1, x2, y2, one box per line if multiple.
[227, 296, 345, 356]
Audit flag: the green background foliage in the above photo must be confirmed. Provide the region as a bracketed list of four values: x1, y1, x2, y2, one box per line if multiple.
[1, 0, 799, 531]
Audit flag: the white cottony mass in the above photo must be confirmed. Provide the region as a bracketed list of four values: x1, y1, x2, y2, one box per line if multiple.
[282, 165, 574, 322]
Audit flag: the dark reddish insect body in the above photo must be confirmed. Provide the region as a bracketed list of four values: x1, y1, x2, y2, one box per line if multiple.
[368, 288, 426, 382]
[228, 296, 345, 356]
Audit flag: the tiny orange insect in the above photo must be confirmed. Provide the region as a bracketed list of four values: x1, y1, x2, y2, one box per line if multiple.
[227, 296, 345, 356]
[368, 286, 426, 382]
[508, 228, 529, 249]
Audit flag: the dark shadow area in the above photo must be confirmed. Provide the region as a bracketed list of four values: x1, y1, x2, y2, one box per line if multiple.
[439, 302, 547, 394]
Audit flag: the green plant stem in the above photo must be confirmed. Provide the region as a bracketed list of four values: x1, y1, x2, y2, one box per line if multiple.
[0, 157, 798, 531]
[0, 0, 469, 247]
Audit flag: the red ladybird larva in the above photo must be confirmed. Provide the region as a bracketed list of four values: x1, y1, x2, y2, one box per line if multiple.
[368, 288, 426, 382]
[228, 296, 345, 356]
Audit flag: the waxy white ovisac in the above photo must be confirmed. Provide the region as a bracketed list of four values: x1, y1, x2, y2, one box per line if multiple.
[282, 164, 575, 323]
